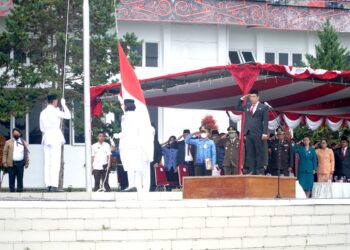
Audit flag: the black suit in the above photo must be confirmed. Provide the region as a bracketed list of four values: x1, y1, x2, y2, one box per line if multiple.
[334, 147, 350, 179]
[177, 140, 196, 176]
[150, 135, 162, 191]
[237, 99, 269, 174]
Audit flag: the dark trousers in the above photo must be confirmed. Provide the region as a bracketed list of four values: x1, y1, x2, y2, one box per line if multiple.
[8, 161, 25, 192]
[117, 164, 129, 190]
[195, 164, 211, 176]
[183, 161, 195, 176]
[93, 166, 110, 192]
[269, 168, 289, 177]
[166, 170, 178, 182]
[245, 134, 267, 174]
[223, 165, 238, 175]
[150, 162, 156, 192]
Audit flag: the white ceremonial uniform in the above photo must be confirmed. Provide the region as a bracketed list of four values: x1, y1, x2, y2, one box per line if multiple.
[114, 111, 154, 192]
[40, 102, 71, 188]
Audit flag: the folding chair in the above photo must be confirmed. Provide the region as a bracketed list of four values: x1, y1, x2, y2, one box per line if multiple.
[177, 165, 189, 188]
[154, 165, 178, 191]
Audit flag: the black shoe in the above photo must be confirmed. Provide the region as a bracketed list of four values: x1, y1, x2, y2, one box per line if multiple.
[50, 187, 62, 192]
[123, 187, 137, 192]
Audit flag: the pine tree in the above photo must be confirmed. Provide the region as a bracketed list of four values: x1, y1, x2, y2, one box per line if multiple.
[305, 19, 350, 70]
[295, 20, 350, 142]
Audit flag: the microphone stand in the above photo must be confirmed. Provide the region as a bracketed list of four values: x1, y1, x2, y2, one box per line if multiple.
[265, 102, 286, 199]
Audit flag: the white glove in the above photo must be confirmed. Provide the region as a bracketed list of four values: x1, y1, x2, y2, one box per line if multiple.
[61, 98, 66, 106]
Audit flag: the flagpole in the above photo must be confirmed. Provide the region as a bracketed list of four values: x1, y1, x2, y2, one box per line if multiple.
[83, 0, 92, 192]
[113, 0, 119, 39]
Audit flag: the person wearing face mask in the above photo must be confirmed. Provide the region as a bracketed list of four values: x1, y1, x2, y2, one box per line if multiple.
[2, 128, 29, 192]
[161, 136, 179, 182]
[217, 127, 242, 175]
[185, 126, 217, 176]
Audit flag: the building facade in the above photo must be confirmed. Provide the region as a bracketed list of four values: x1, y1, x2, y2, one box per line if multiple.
[1, 0, 350, 188]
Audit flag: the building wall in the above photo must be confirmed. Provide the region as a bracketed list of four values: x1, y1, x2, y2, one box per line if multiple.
[2, 19, 350, 188]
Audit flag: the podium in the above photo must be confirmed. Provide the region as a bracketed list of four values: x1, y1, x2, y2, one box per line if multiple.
[182, 175, 296, 199]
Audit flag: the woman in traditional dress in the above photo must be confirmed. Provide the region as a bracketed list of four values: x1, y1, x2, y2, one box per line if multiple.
[316, 139, 335, 182]
[293, 136, 317, 198]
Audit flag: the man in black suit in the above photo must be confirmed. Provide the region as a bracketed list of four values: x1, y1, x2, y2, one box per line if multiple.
[237, 89, 269, 175]
[177, 129, 196, 176]
[334, 136, 350, 180]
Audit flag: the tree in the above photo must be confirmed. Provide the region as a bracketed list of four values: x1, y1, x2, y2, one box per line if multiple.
[0, 0, 141, 189]
[304, 19, 350, 70]
[295, 20, 350, 142]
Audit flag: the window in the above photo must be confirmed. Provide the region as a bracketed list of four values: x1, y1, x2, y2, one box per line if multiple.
[145, 42, 158, 67]
[241, 51, 255, 63]
[0, 120, 10, 140]
[73, 100, 85, 144]
[229, 50, 255, 64]
[14, 49, 26, 64]
[63, 119, 71, 145]
[279, 53, 289, 66]
[130, 43, 142, 67]
[29, 50, 43, 65]
[29, 102, 42, 144]
[229, 51, 241, 64]
[265, 52, 275, 64]
[15, 116, 26, 141]
[292, 53, 302, 67]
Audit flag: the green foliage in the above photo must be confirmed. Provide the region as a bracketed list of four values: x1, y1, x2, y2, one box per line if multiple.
[295, 20, 350, 142]
[0, 0, 142, 137]
[294, 126, 350, 145]
[304, 20, 350, 70]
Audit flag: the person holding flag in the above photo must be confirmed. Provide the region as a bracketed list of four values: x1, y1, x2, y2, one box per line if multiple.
[113, 42, 154, 192]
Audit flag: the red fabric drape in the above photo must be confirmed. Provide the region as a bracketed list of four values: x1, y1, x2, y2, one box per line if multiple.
[229, 65, 261, 175]
[90, 83, 120, 117]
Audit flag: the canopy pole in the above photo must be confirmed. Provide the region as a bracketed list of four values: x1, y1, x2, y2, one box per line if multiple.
[83, 0, 92, 192]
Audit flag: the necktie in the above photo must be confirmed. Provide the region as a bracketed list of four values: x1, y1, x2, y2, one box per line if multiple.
[343, 148, 346, 159]
[187, 145, 191, 155]
[250, 104, 255, 115]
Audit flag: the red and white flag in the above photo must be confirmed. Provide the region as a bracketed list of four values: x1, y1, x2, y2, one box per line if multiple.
[118, 41, 154, 161]
[118, 41, 151, 124]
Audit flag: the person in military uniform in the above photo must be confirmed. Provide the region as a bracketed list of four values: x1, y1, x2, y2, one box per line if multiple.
[268, 128, 294, 176]
[218, 127, 243, 175]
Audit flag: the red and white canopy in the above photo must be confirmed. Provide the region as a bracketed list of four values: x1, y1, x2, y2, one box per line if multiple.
[90, 63, 350, 131]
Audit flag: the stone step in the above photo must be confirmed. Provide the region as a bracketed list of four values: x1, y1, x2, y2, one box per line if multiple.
[0, 196, 349, 250]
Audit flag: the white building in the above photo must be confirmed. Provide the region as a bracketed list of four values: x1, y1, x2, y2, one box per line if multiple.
[1, 0, 350, 188]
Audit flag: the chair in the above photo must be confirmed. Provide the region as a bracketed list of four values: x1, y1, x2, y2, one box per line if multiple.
[177, 165, 189, 187]
[154, 165, 178, 191]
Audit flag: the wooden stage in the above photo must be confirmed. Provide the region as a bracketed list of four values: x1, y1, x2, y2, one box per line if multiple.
[182, 175, 296, 199]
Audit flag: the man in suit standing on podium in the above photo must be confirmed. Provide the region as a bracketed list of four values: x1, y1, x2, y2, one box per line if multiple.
[237, 89, 269, 175]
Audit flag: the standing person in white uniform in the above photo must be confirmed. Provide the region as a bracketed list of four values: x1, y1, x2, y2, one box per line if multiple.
[40, 94, 71, 192]
[114, 99, 154, 192]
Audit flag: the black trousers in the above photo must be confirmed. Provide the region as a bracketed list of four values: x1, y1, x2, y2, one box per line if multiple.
[150, 162, 156, 192]
[93, 165, 110, 192]
[117, 164, 129, 190]
[183, 161, 195, 176]
[245, 134, 268, 174]
[195, 164, 212, 176]
[8, 161, 25, 192]
[269, 168, 289, 177]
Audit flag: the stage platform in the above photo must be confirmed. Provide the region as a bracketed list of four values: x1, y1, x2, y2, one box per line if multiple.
[0, 192, 349, 250]
[183, 175, 296, 199]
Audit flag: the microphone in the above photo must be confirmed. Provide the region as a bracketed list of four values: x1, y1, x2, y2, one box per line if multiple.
[264, 101, 273, 109]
